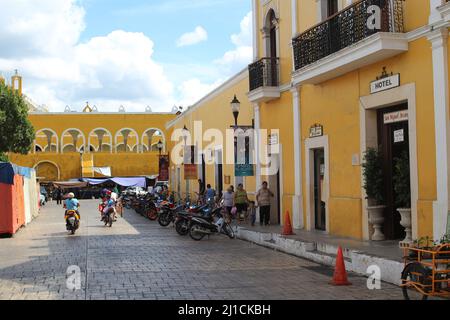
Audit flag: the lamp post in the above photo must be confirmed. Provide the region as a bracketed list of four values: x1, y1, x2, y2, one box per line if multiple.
[231, 95, 240, 127]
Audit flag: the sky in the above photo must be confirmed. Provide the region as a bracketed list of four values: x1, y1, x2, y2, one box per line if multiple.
[0, 0, 252, 112]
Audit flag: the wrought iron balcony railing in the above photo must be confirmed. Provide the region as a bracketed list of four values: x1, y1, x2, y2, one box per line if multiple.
[292, 0, 404, 71]
[248, 57, 280, 92]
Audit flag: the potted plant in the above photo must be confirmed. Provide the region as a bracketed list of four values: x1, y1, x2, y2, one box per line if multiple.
[393, 150, 412, 243]
[362, 147, 386, 241]
[437, 234, 450, 259]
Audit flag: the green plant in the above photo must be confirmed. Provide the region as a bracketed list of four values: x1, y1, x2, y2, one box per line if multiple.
[0, 153, 8, 162]
[439, 234, 450, 245]
[393, 150, 411, 208]
[0, 83, 35, 155]
[362, 147, 385, 205]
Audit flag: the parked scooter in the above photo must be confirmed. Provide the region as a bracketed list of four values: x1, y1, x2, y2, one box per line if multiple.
[188, 206, 235, 241]
[65, 210, 80, 235]
[174, 204, 212, 236]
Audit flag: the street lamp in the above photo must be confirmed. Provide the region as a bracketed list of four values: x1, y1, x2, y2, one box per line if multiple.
[230, 95, 241, 127]
[182, 125, 189, 146]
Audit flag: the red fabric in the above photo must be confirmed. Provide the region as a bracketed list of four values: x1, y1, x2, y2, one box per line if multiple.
[0, 175, 26, 235]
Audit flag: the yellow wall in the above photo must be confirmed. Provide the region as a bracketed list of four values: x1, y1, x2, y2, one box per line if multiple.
[10, 112, 176, 181]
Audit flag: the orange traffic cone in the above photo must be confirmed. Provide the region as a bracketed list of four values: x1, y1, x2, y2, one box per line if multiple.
[282, 211, 295, 236]
[330, 246, 352, 286]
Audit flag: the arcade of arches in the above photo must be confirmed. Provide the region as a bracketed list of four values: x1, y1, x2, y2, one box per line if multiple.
[9, 111, 177, 181]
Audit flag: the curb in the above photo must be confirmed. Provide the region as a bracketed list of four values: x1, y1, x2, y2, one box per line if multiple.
[236, 228, 404, 286]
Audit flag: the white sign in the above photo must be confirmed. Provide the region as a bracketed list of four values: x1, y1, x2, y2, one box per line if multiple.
[310, 125, 323, 138]
[269, 134, 279, 145]
[370, 74, 400, 94]
[394, 129, 404, 143]
[384, 110, 408, 124]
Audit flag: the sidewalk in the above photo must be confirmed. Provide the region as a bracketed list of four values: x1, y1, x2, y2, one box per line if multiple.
[236, 224, 405, 286]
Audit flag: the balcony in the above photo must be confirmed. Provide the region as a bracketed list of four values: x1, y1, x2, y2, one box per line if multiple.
[247, 57, 281, 103]
[292, 0, 408, 86]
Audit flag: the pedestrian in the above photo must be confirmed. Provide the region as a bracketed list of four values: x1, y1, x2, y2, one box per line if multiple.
[234, 184, 249, 222]
[221, 186, 234, 217]
[205, 184, 216, 205]
[256, 182, 274, 226]
[55, 187, 63, 205]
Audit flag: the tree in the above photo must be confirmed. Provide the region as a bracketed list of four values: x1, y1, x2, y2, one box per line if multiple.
[0, 83, 35, 161]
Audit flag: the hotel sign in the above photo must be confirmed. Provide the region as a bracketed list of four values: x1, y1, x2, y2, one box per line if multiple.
[370, 74, 400, 94]
[384, 110, 408, 124]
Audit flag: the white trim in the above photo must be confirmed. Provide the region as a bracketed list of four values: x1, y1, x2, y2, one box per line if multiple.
[88, 128, 113, 154]
[142, 128, 166, 153]
[305, 135, 330, 232]
[33, 160, 61, 181]
[291, 87, 304, 229]
[292, 33, 408, 86]
[291, 0, 297, 37]
[254, 103, 262, 222]
[428, 28, 450, 240]
[360, 83, 419, 241]
[60, 128, 86, 153]
[253, 0, 259, 61]
[114, 128, 140, 153]
[35, 128, 59, 153]
[166, 69, 248, 129]
[247, 86, 281, 103]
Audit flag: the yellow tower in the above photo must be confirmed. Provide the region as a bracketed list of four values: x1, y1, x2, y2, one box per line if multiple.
[11, 69, 23, 96]
[82, 102, 93, 113]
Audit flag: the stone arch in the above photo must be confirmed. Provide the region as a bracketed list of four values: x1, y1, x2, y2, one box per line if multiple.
[61, 128, 86, 153]
[34, 128, 59, 153]
[88, 128, 113, 153]
[34, 161, 61, 182]
[142, 128, 166, 153]
[115, 128, 139, 153]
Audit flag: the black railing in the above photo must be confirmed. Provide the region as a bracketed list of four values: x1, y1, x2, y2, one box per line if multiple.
[248, 57, 280, 91]
[293, 0, 404, 71]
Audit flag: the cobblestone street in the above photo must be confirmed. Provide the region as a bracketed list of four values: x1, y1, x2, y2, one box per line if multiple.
[0, 200, 407, 300]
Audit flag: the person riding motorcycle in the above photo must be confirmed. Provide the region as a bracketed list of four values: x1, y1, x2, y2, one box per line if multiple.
[64, 193, 80, 229]
[101, 194, 116, 222]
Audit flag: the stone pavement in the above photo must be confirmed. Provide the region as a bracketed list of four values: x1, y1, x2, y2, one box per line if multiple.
[0, 200, 412, 300]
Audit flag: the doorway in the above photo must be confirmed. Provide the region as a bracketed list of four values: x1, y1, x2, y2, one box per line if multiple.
[268, 154, 281, 225]
[377, 104, 409, 240]
[215, 149, 223, 197]
[314, 149, 326, 231]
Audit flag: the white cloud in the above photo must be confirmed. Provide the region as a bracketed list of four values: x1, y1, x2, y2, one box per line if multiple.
[0, 2, 253, 112]
[0, 0, 175, 112]
[177, 78, 225, 107]
[214, 11, 253, 76]
[176, 26, 208, 47]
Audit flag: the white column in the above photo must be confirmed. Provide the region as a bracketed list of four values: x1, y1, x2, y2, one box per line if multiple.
[254, 103, 262, 223]
[291, 87, 304, 229]
[429, 28, 450, 240]
[252, 0, 259, 61]
[291, 0, 298, 37]
[430, 0, 445, 24]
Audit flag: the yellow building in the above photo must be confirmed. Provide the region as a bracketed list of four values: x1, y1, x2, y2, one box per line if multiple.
[167, 0, 450, 244]
[9, 93, 177, 182]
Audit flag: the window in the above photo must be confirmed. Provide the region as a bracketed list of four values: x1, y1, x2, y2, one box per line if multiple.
[327, 0, 339, 17]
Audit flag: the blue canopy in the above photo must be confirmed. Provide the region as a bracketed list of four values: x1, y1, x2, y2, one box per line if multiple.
[0, 162, 32, 185]
[83, 177, 146, 188]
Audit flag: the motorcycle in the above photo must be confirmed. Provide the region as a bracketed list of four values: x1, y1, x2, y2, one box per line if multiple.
[188, 206, 235, 241]
[158, 203, 184, 227]
[103, 207, 114, 227]
[65, 210, 80, 235]
[174, 204, 212, 236]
